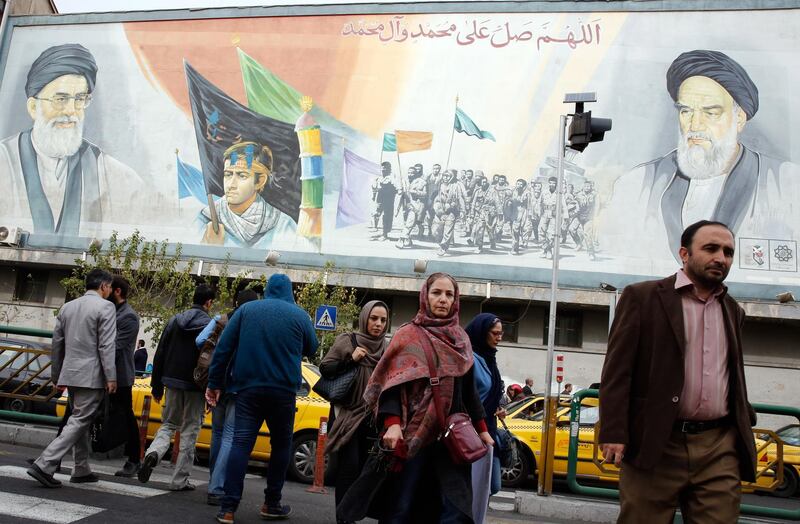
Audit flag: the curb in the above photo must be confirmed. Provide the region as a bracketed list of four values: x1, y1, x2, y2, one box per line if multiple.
[516, 492, 620, 523]
[0, 421, 125, 459]
[0, 420, 57, 449]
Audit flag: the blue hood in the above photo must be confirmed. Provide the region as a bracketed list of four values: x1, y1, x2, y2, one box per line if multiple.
[266, 274, 295, 304]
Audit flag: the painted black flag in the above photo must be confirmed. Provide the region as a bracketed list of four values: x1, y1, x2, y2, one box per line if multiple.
[184, 61, 301, 222]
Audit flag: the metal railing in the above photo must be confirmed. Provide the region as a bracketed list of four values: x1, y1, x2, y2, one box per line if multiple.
[566, 388, 800, 520]
[0, 325, 61, 425]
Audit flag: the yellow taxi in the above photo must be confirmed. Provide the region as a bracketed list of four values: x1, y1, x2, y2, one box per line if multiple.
[753, 424, 800, 498]
[501, 394, 791, 498]
[499, 394, 619, 488]
[58, 362, 330, 483]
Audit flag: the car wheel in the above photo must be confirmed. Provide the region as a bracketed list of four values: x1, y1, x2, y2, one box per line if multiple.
[288, 432, 318, 484]
[3, 398, 29, 413]
[501, 441, 531, 489]
[772, 466, 799, 498]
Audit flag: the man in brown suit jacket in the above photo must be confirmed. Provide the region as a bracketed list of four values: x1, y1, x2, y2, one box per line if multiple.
[599, 220, 756, 523]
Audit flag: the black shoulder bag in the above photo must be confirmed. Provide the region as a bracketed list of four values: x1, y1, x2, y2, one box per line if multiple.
[312, 333, 360, 403]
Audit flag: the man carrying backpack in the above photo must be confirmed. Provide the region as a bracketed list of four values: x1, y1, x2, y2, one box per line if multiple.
[138, 284, 214, 490]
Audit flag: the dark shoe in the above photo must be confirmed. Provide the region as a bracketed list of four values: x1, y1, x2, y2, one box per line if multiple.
[70, 473, 99, 483]
[138, 452, 158, 483]
[27, 464, 61, 488]
[216, 511, 235, 524]
[115, 461, 140, 478]
[29, 457, 61, 474]
[260, 503, 292, 520]
[207, 493, 222, 506]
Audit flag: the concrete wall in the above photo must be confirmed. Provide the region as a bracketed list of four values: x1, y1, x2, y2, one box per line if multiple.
[1, 266, 796, 427]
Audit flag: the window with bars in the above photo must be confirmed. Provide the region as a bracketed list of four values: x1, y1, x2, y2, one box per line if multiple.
[13, 268, 49, 303]
[542, 308, 583, 348]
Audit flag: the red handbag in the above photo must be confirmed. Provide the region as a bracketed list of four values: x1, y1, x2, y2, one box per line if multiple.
[415, 326, 488, 465]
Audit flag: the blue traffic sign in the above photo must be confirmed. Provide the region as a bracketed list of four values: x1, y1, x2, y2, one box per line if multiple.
[314, 305, 337, 331]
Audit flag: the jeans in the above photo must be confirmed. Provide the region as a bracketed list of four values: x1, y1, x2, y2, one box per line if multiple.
[221, 387, 296, 513]
[490, 454, 501, 495]
[208, 396, 236, 496]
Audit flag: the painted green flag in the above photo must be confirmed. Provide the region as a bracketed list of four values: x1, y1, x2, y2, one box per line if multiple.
[382, 133, 397, 152]
[237, 48, 353, 138]
[454, 106, 496, 142]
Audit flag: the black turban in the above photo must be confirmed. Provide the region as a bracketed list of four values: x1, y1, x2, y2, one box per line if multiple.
[666, 49, 758, 120]
[25, 44, 98, 98]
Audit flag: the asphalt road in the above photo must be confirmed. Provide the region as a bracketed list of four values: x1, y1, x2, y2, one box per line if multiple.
[0, 440, 795, 523]
[0, 441, 540, 524]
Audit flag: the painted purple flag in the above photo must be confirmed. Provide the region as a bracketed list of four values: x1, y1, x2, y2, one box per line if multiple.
[337, 148, 380, 228]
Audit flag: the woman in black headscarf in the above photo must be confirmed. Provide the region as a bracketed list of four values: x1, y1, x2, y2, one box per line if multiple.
[320, 300, 390, 524]
[465, 313, 506, 505]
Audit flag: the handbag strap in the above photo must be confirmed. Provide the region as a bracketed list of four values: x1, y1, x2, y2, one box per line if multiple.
[350, 333, 359, 350]
[413, 325, 447, 434]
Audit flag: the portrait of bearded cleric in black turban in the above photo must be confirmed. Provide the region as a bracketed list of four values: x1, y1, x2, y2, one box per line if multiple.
[0, 43, 142, 238]
[600, 49, 800, 264]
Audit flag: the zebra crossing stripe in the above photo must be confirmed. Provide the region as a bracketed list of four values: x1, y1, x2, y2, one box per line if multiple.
[59, 461, 210, 487]
[0, 466, 169, 498]
[0, 491, 104, 523]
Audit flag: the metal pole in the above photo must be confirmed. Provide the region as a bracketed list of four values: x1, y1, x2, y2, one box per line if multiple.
[608, 290, 618, 334]
[538, 114, 567, 496]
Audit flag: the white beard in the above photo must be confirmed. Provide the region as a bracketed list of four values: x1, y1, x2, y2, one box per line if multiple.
[676, 112, 740, 180]
[31, 106, 84, 159]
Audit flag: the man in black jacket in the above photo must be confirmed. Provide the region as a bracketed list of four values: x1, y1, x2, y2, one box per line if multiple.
[138, 284, 214, 490]
[106, 277, 142, 478]
[134, 340, 148, 376]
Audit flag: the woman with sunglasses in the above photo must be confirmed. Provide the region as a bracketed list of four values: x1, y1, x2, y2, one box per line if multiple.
[465, 313, 508, 520]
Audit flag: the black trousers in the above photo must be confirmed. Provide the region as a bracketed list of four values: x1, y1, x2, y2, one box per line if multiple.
[334, 421, 377, 507]
[110, 387, 141, 462]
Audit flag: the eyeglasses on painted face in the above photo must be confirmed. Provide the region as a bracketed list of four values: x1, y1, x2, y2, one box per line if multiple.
[34, 93, 93, 110]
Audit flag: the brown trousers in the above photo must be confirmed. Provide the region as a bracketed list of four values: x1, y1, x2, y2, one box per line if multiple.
[618, 425, 741, 524]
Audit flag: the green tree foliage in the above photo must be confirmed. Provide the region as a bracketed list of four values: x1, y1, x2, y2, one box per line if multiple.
[60, 231, 199, 340]
[60, 233, 359, 355]
[293, 262, 360, 364]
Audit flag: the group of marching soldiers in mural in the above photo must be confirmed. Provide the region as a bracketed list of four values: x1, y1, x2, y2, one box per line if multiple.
[370, 162, 598, 259]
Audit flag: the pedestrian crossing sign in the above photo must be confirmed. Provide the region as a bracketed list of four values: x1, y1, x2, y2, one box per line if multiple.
[314, 305, 337, 331]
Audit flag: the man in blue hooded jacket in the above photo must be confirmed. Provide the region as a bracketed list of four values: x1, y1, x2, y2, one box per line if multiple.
[206, 274, 318, 523]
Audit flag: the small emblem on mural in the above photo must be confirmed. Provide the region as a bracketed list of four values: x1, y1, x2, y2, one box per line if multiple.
[769, 240, 797, 272]
[751, 244, 766, 266]
[739, 238, 798, 272]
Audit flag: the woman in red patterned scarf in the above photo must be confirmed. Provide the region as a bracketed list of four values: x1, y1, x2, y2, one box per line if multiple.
[363, 272, 493, 523]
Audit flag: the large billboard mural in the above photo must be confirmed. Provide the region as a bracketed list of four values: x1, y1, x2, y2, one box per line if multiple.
[0, 9, 798, 295]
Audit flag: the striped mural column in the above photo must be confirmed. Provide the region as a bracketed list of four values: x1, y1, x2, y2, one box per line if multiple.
[295, 95, 323, 250]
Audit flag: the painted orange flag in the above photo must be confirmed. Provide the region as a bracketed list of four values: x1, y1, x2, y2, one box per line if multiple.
[395, 130, 433, 153]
